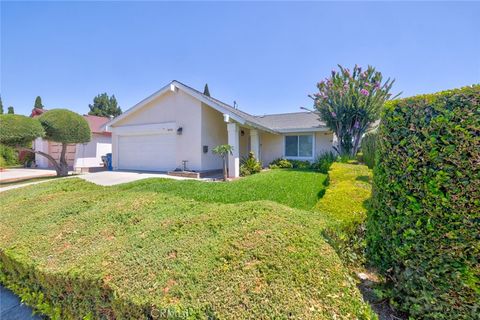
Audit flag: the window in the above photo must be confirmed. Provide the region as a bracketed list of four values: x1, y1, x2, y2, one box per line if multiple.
[285, 135, 313, 158]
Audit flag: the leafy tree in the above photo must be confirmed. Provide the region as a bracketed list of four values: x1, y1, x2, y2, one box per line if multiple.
[310, 65, 398, 156]
[39, 109, 91, 176]
[203, 84, 211, 97]
[34, 96, 44, 109]
[0, 114, 44, 146]
[0, 95, 3, 114]
[88, 93, 122, 118]
[7, 106, 14, 114]
[0, 110, 91, 176]
[212, 144, 233, 181]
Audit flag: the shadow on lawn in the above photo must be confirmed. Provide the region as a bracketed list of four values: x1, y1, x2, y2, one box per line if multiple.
[356, 175, 372, 184]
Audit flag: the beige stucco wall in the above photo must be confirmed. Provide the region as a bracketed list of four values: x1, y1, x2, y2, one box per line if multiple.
[315, 131, 335, 154]
[259, 132, 283, 166]
[259, 131, 334, 166]
[200, 103, 227, 170]
[239, 127, 250, 159]
[111, 90, 203, 170]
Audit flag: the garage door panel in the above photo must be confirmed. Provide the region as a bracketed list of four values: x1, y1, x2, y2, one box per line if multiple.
[118, 134, 176, 171]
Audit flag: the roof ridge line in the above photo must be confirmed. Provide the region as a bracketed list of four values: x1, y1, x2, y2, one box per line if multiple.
[172, 80, 257, 117]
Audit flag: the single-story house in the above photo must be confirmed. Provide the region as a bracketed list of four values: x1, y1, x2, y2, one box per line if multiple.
[31, 108, 112, 172]
[104, 81, 334, 178]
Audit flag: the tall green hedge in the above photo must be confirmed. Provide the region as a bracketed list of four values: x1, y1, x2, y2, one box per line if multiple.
[360, 131, 377, 169]
[366, 85, 480, 319]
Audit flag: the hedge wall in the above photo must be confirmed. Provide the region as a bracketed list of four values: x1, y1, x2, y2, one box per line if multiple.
[366, 85, 480, 319]
[360, 131, 377, 169]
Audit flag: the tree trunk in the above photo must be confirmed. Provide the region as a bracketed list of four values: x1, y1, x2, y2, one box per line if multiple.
[17, 146, 64, 176]
[335, 129, 348, 156]
[223, 156, 228, 181]
[351, 131, 363, 157]
[57, 143, 69, 177]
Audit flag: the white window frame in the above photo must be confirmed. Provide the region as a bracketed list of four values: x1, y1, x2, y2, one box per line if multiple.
[283, 133, 315, 160]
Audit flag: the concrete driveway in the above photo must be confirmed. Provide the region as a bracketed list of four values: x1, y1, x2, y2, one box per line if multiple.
[78, 171, 192, 186]
[0, 168, 57, 183]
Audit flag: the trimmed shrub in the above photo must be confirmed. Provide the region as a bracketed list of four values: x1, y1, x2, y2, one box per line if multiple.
[0, 114, 44, 146]
[240, 151, 262, 176]
[360, 131, 377, 169]
[39, 109, 90, 144]
[366, 85, 480, 319]
[269, 158, 293, 169]
[311, 151, 337, 173]
[0, 144, 19, 166]
[289, 159, 311, 169]
[0, 155, 6, 169]
[269, 158, 312, 170]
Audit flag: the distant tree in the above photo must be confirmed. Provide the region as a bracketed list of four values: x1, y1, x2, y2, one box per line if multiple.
[7, 106, 14, 114]
[213, 144, 233, 181]
[34, 96, 44, 109]
[0, 110, 91, 176]
[88, 93, 122, 118]
[0, 96, 3, 114]
[203, 84, 211, 97]
[310, 64, 398, 156]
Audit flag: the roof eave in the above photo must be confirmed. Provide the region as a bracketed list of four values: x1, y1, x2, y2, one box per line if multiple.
[172, 81, 247, 125]
[243, 121, 278, 134]
[276, 127, 331, 133]
[102, 83, 173, 130]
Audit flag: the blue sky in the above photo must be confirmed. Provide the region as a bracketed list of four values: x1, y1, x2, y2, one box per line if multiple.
[1, 1, 479, 116]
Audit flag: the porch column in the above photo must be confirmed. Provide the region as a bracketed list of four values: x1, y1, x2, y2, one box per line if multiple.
[227, 122, 240, 178]
[250, 129, 260, 160]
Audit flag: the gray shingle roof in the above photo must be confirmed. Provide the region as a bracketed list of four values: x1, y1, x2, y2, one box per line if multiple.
[254, 112, 327, 132]
[174, 81, 328, 133]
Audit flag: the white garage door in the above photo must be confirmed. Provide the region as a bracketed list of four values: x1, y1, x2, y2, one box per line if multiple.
[118, 134, 176, 171]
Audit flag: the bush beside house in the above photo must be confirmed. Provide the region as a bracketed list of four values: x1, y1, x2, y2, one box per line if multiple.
[239, 152, 262, 176]
[268, 152, 336, 173]
[268, 158, 293, 169]
[360, 132, 377, 169]
[0, 144, 19, 167]
[366, 85, 480, 319]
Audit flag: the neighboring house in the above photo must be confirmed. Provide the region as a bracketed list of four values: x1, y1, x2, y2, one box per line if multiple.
[31, 108, 112, 172]
[104, 81, 334, 178]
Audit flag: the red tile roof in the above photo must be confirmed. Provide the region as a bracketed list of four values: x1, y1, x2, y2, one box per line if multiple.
[30, 107, 46, 117]
[83, 115, 111, 135]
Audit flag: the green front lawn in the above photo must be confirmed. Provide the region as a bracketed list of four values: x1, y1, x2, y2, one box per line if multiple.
[0, 169, 374, 319]
[121, 169, 328, 210]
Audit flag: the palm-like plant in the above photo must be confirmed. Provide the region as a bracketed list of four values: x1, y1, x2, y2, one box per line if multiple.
[212, 144, 233, 181]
